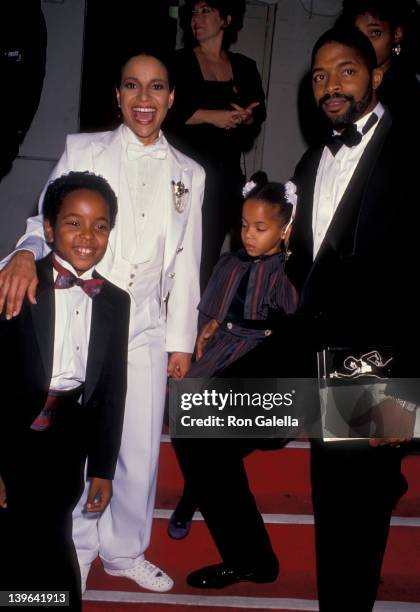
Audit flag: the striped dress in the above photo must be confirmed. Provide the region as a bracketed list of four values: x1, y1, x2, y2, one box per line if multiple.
[187, 250, 298, 378]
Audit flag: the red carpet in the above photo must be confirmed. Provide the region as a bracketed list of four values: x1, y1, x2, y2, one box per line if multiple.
[81, 441, 420, 610]
[156, 441, 420, 516]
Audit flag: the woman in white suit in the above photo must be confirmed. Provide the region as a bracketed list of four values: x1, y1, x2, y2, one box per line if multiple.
[0, 51, 205, 592]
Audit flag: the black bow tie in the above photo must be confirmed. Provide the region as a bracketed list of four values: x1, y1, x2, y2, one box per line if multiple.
[326, 112, 378, 156]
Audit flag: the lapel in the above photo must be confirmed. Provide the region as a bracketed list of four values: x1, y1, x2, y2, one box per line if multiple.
[314, 111, 393, 264]
[287, 147, 323, 291]
[30, 254, 55, 386]
[84, 275, 114, 405]
[163, 142, 193, 274]
[91, 127, 124, 274]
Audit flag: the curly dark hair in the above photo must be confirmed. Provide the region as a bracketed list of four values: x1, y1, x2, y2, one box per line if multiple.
[180, 0, 246, 49]
[43, 171, 118, 229]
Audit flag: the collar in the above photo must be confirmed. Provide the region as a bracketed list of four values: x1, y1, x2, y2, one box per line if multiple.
[52, 252, 95, 280]
[332, 102, 385, 137]
[121, 124, 167, 148]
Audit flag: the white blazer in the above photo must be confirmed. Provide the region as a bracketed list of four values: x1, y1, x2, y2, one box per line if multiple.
[15, 126, 205, 353]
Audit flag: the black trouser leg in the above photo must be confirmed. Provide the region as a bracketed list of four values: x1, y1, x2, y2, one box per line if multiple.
[173, 437, 278, 571]
[311, 441, 407, 612]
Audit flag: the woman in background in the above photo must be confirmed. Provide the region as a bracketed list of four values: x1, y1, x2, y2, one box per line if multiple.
[337, 0, 420, 117]
[164, 0, 266, 289]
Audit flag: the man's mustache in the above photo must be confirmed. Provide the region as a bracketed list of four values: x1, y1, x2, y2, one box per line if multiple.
[318, 92, 354, 107]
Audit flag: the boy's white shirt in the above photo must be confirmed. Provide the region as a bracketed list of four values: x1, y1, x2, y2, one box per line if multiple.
[49, 253, 93, 391]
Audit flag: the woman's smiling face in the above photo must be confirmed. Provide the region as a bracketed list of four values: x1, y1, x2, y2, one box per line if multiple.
[117, 54, 174, 145]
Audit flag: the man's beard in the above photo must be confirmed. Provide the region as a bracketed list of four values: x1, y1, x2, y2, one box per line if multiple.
[318, 84, 373, 129]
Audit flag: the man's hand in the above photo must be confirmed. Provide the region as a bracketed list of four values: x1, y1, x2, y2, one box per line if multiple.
[85, 477, 112, 513]
[167, 352, 192, 379]
[369, 398, 416, 448]
[0, 251, 38, 319]
[0, 476, 7, 509]
[195, 319, 219, 361]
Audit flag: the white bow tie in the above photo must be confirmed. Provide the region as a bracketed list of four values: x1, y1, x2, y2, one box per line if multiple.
[126, 142, 167, 161]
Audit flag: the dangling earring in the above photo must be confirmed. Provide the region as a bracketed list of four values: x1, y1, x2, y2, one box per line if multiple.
[392, 43, 402, 56]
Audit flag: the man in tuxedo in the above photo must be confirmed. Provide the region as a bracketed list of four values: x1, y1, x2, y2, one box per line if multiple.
[286, 26, 420, 611]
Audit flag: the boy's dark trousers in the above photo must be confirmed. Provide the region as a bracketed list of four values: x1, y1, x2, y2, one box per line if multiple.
[0, 394, 86, 611]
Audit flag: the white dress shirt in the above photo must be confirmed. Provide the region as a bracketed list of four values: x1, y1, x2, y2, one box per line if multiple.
[312, 103, 384, 258]
[50, 254, 93, 391]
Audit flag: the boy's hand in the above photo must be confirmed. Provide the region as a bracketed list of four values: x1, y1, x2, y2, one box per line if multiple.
[85, 478, 112, 513]
[195, 319, 219, 361]
[0, 251, 38, 319]
[167, 352, 192, 379]
[0, 476, 7, 508]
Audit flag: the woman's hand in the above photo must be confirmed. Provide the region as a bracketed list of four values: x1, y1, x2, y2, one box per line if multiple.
[187, 109, 245, 129]
[231, 102, 260, 126]
[195, 319, 219, 360]
[0, 251, 38, 319]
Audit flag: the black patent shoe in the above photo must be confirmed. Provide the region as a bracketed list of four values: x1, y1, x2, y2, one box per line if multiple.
[186, 562, 279, 589]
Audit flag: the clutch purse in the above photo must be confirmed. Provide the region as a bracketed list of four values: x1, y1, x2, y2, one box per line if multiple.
[317, 346, 394, 441]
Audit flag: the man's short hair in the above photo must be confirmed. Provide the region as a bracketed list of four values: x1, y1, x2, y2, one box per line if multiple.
[312, 26, 378, 72]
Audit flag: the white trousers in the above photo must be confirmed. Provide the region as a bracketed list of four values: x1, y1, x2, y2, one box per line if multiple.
[72, 331, 168, 570]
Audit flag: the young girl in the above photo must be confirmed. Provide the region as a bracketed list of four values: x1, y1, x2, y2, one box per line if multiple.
[168, 170, 298, 539]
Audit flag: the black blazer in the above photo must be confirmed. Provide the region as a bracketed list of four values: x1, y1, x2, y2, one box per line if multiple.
[286, 111, 420, 382]
[0, 254, 130, 479]
[164, 48, 266, 167]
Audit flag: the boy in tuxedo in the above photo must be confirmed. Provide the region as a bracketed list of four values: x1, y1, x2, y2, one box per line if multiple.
[0, 171, 130, 610]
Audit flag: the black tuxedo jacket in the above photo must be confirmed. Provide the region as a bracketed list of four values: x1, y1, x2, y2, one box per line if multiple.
[286, 111, 420, 383]
[0, 254, 130, 479]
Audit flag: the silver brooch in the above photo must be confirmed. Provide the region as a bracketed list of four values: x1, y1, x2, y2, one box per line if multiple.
[171, 180, 189, 213]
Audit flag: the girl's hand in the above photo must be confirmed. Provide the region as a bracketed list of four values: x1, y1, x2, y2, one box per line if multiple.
[195, 319, 219, 360]
[85, 478, 112, 513]
[0, 476, 7, 509]
[167, 352, 192, 379]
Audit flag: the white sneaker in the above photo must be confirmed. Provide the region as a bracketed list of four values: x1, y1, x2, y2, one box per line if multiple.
[80, 563, 91, 594]
[105, 559, 174, 592]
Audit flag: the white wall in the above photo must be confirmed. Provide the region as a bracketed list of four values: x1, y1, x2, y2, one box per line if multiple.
[262, 0, 336, 181]
[0, 0, 85, 257]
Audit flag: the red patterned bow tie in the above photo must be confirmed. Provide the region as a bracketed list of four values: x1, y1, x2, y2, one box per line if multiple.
[52, 255, 104, 298]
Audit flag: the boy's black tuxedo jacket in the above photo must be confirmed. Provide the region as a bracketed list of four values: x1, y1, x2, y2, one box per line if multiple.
[0, 254, 130, 479]
[286, 111, 420, 387]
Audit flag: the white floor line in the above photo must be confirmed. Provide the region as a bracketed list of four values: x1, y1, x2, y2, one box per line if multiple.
[83, 591, 420, 611]
[154, 508, 420, 528]
[160, 435, 309, 448]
